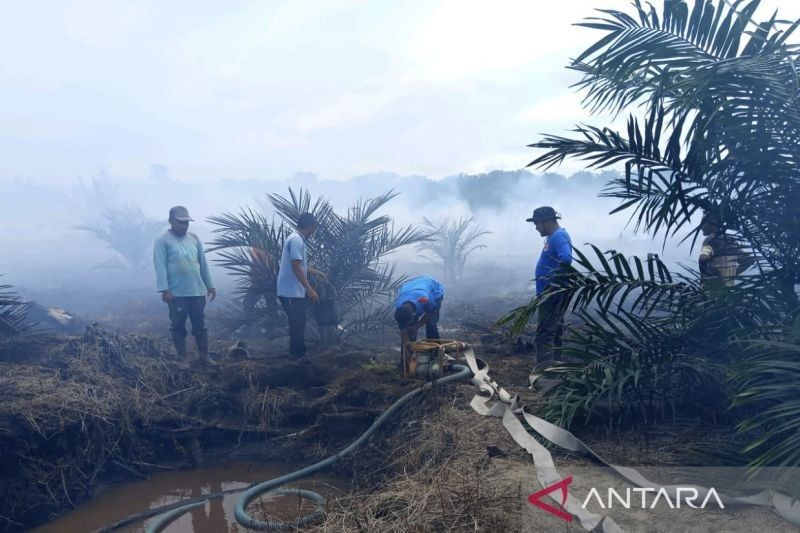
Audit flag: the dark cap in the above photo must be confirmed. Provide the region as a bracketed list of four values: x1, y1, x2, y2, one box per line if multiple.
[526, 206, 561, 223]
[169, 206, 193, 221]
[297, 212, 317, 229]
[701, 210, 722, 226]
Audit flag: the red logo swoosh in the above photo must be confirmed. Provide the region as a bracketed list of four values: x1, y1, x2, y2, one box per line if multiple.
[527, 475, 573, 522]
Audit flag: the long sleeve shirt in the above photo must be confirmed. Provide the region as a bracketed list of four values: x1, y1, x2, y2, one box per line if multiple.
[535, 227, 572, 295]
[394, 276, 445, 323]
[153, 230, 214, 296]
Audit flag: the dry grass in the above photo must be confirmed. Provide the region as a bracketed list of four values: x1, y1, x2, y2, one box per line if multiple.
[0, 327, 187, 524]
[0, 325, 416, 530]
[0, 324, 309, 529]
[242, 385, 303, 427]
[313, 397, 534, 532]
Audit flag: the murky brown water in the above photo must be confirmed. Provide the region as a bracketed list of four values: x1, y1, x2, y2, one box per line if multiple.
[31, 462, 346, 533]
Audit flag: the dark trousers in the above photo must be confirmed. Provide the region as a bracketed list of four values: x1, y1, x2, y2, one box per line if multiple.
[409, 298, 442, 341]
[279, 296, 306, 356]
[168, 296, 206, 337]
[535, 291, 567, 364]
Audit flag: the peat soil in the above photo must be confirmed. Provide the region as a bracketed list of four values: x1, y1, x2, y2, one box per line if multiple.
[0, 293, 791, 532]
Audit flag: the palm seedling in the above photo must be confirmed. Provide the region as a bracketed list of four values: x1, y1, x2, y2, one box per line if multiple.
[206, 208, 288, 335]
[76, 204, 164, 271]
[208, 188, 428, 339]
[416, 216, 490, 283]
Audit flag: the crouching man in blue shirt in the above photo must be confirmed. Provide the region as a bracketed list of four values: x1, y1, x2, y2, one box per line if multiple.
[394, 276, 445, 357]
[527, 206, 572, 366]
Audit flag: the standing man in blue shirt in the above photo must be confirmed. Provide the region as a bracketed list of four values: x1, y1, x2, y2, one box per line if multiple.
[394, 276, 445, 356]
[154, 206, 216, 365]
[277, 212, 327, 358]
[527, 206, 572, 365]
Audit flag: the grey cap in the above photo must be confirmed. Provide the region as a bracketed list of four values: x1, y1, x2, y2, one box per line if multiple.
[169, 206, 193, 221]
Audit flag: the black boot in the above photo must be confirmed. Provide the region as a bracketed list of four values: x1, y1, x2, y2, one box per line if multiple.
[194, 330, 216, 365]
[171, 332, 187, 358]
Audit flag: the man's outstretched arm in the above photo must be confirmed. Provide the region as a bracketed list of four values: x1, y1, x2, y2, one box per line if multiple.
[292, 259, 319, 302]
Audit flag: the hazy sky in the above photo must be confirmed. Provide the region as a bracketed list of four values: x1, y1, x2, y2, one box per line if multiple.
[1, 0, 797, 184]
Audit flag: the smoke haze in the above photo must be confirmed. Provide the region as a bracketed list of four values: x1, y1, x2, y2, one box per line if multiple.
[1, 168, 696, 330]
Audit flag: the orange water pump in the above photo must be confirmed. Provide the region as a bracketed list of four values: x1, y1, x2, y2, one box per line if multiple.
[402, 339, 470, 380]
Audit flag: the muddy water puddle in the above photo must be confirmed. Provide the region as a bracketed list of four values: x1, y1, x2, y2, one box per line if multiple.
[32, 462, 346, 533]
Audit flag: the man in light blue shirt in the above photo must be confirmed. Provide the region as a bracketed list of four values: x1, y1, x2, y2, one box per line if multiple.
[277, 212, 327, 358]
[154, 205, 216, 364]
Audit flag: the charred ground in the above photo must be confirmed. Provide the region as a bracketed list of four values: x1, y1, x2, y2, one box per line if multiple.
[0, 291, 761, 532]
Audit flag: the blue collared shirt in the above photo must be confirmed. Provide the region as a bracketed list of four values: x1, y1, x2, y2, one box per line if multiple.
[535, 228, 572, 294]
[394, 276, 445, 322]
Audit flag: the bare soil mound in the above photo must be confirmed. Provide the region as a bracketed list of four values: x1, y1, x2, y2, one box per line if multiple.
[0, 325, 418, 531]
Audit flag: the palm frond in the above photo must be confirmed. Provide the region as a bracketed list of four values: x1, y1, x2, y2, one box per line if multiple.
[730, 339, 800, 494]
[541, 307, 722, 429]
[496, 246, 699, 336]
[571, 0, 790, 114]
[0, 281, 31, 335]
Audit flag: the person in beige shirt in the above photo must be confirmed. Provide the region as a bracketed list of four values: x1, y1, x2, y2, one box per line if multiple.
[698, 212, 751, 287]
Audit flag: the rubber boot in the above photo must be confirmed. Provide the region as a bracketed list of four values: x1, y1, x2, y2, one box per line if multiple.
[171, 332, 188, 358]
[194, 330, 216, 365]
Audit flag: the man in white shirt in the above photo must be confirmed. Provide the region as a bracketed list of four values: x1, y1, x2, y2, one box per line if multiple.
[276, 212, 327, 358]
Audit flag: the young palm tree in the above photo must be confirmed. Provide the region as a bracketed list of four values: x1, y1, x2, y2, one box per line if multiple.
[208, 188, 428, 338]
[205, 208, 288, 335]
[499, 0, 800, 484]
[416, 216, 490, 283]
[76, 204, 164, 271]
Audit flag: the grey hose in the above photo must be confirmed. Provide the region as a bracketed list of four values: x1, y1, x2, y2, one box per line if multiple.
[96, 486, 250, 532]
[138, 364, 472, 533]
[234, 363, 472, 530]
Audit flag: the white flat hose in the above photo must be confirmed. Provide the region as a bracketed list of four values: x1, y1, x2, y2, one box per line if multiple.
[462, 347, 800, 530]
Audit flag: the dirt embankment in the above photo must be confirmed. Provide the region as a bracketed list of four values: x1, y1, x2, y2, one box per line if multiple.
[3, 295, 787, 533]
[0, 291, 525, 531]
[0, 322, 432, 532]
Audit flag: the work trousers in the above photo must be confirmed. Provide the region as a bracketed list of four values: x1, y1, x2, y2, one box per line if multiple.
[535, 291, 568, 364]
[409, 298, 442, 341]
[168, 296, 207, 337]
[279, 296, 307, 357]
